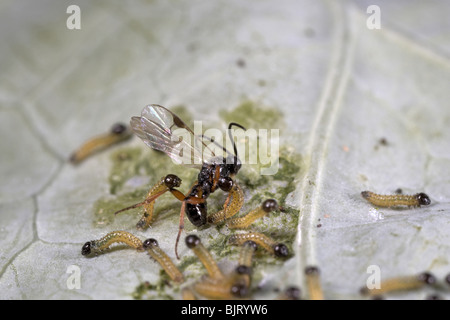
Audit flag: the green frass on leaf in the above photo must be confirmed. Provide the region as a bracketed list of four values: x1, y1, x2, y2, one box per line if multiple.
[92, 189, 148, 227]
[219, 100, 284, 130]
[132, 278, 176, 300]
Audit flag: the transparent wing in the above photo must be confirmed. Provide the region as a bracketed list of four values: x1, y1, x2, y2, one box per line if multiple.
[130, 104, 217, 167]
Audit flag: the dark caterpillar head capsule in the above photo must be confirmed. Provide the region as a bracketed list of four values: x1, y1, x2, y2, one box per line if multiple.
[361, 191, 370, 199]
[262, 199, 278, 213]
[243, 240, 258, 250]
[111, 123, 127, 135]
[230, 282, 248, 298]
[185, 234, 201, 249]
[218, 176, 234, 192]
[304, 265, 320, 276]
[81, 241, 92, 255]
[417, 271, 436, 285]
[284, 286, 301, 300]
[164, 174, 182, 189]
[235, 265, 252, 275]
[143, 238, 159, 249]
[445, 273, 450, 286]
[273, 243, 289, 257]
[416, 193, 431, 206]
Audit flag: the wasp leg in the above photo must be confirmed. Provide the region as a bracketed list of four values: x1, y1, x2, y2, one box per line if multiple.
[174, 194, 207, 260]
[207, 183, 244, 224]
[172, 181, 209, 260]
[114, 174, 182, 230]
[175, 201, 187, 260]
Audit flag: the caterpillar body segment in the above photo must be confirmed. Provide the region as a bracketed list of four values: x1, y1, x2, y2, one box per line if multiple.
[226, 199, 278, 229]
[185, 235, 224, 281]
[207, 183, 244, 224]
[360, 272, 436, 297]
[81, 231, 143, 256]
[228, 231, 289, 258]
[70, 123, 131, 164]
[361, 191, 431, 208]
[143, 238, 184, 284]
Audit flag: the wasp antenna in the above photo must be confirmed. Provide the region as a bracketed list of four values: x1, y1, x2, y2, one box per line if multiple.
[228, 122, 246, 166]
[200, 134, 234, 157]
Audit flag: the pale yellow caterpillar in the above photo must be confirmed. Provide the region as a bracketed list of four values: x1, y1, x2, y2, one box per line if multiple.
[185, 234, 224, 281]
[143, 238, 184, 284]
[81, 230, 143, 255]
[70, 123, 131, 164]
[226, 199, 278, 229]
[207, 184, 244, 224]
[228, 231, 289, 258]
[230, 240, 257, 295]
[360, 272, 436, 297]
[305, 266, 323, 300]
[361, 191, 431, 208]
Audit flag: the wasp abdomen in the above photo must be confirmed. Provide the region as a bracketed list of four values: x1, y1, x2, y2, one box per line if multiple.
[186, 202, 207, 227]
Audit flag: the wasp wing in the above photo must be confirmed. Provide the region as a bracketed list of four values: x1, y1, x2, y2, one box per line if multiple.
[130, 104, 213, 167]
